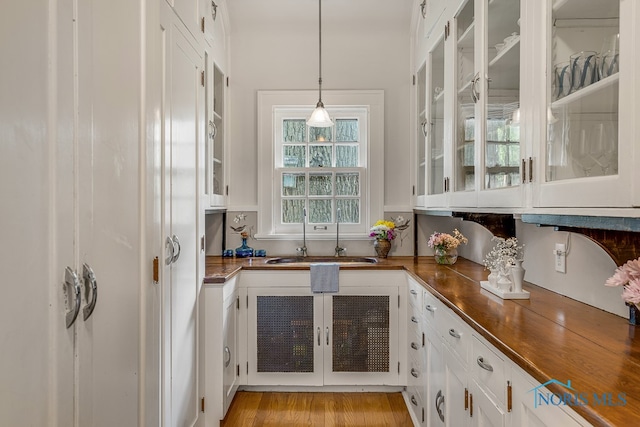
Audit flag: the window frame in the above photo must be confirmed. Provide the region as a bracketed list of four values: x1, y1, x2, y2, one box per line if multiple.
[256, 90, 385, 240]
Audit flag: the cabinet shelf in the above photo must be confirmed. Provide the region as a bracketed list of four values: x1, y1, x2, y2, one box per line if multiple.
[551, 73, 619, 114]
[458, 21, 475, 49]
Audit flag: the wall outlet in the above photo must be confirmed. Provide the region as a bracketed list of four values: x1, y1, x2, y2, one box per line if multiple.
[554, 243, 566, 273]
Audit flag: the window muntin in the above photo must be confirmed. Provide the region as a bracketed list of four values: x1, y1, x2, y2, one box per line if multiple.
[275, 108, 368, 233]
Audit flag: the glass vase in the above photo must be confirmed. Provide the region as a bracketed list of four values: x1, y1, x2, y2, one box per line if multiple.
[235, 237, 254, 258]
[434, 247, 458, 265]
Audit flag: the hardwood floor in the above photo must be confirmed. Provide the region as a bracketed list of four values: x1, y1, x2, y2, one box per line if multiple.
[220, 391, 414, 426]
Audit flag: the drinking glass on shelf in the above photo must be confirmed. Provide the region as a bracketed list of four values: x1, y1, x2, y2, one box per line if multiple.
[591, 121, 617, 175]
[599, 50, 619, 79]
[576, 128, 596, 176]
[570, 51, 598, 92]
[553, 62, 572, 100]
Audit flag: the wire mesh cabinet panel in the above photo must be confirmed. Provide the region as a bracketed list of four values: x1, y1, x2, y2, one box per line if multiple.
[248, 287, 324, 386]
[324, 286, 400, 386]
[247, 286, 400, 386]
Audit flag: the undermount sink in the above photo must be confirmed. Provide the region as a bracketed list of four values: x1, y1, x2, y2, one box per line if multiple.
[265, 256, 379, 265]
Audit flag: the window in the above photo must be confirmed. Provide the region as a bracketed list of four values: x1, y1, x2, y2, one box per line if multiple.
[257, 90, 384, 239]
[274, 108, 367, 234]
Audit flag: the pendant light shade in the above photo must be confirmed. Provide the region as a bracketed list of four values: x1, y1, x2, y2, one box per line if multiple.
[307, 0, 333, 127]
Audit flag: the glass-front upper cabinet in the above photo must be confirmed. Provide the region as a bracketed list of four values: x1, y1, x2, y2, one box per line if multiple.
[416, 64, 427, 206]
[208, 61, 226, 206]
[537, 0, 639, 208]
[453, 0, 476, 203]
[427, 35, 446, 205]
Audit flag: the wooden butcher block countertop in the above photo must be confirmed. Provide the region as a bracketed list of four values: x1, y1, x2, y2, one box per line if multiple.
[204, 255, 640, 426]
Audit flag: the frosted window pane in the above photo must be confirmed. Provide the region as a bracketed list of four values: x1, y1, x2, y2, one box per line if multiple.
[310, 145, 332, 167]
[309, 126, 332, 142]
[283, 119, 306, 142]
[336, 145, 358, 167]
[282, 173, 306, 196]
[309, 173, 332, 196]
[282, 199, 305, 223]
[337, 199, 359, 223]
[309, 199, 332, 223]
[283, 145, 306, 167]
[336, 173, 359, 196]
[335, 119, 359, 142]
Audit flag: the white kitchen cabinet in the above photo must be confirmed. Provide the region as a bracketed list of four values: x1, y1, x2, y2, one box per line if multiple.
[418, 0, 524, 210]
[201, 277, 240, 426]
[468, 335, 508, 427]
[533, 0, 640, 208]
[247, 285, 400, 387]
[160, 3, 206, 426]
[509, 364, 590, 426]
[2, 1, 156, 426]
[406, 279, 427, 425]
[206, 54, 228, 207]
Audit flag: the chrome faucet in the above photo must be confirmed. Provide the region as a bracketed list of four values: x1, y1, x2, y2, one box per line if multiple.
[334, 208, 346, 257]
[296, 208, 308, 257]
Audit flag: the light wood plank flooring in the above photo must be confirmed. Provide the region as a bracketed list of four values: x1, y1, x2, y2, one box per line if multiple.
[221, 391, 414, 426]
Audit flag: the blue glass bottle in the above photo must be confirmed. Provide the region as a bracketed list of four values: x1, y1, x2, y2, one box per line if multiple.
[235, 233, 254, 258]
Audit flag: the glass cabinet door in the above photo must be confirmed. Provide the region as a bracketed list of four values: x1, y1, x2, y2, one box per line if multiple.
[416, 64, 427, 205]
[428, 36, 446, 196]
[454, 0, 476, 193]
[209, 62, 226, 206]
[546, 1, 619, 182]
[483, 0, 521, 191]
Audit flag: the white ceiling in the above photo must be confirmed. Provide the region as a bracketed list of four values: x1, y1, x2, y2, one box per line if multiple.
[227, 0, 416, 35]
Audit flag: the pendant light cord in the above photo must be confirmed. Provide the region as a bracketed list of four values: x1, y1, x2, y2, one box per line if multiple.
[317, 0, 323, 106]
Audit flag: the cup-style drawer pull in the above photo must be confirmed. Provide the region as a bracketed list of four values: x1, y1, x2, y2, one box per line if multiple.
[411, 316, 419, 324]
[411, 342, 419, 350]
[410, 289, 418, 295]
[224, 346, 231, 368]
[411, 368, 420, 378]
[425, 304, 435, 313]
[449, 328, 461, 339]
[411, 395, 418, 406]
[477, 356, 494, 372]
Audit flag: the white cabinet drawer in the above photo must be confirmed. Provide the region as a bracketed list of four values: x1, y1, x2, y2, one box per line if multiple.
[472, 335, 506, 407]
[423, 290, 439, 330]
[436, 306, 470, 365]
[408, 278, 424, 310]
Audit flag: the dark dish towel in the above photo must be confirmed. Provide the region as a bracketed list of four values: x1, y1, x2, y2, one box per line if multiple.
[310, 263, 339, 293]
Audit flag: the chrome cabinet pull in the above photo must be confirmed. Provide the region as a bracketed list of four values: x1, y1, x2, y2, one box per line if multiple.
[208, 120, 217, 140]
[477, 356, 494, 372]
[317, 327, 321, 346]
[471, 73, 480, 103]
[224, 346, 231, 367]
[171, 235, 181, 263]
[449, 328, 461, 339]
[411, 342, 419, 350]
[411, 368, 419, 378]
[82, 263, 98, 321]
[63, 267, 81, 329]
[411, 316, 419, 324]
[435, 390, 445, 422]
[411, 395, 418, 406]
[165, 236, 174, 265]
[326, 327, 330, 346]
[425, 304, 435, 313]
[410, 289, 418, 296]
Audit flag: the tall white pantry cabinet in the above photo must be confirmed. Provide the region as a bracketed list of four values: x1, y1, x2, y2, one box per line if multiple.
[0, 0, 227, 425]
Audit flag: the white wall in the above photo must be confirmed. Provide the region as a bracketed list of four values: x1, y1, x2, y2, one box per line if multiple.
[227, 20, 412, 211]
[416, 215, 626, 318]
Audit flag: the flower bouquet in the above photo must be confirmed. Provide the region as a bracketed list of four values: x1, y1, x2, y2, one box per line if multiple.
[427, 229, 467, 264]
[369, 220, 396, 258]
[605, 258, 640, 324]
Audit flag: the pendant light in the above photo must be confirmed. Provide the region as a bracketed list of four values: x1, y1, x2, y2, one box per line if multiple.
[306, 0, 334, 127]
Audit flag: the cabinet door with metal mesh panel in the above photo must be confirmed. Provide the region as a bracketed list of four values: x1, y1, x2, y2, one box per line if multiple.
[248, 287, 324, 386]
[323, 287, 400, 386]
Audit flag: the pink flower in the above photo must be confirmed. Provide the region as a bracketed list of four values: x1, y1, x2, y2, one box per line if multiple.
[621, 278, 640, 305]
[604, 257, 640, 305]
